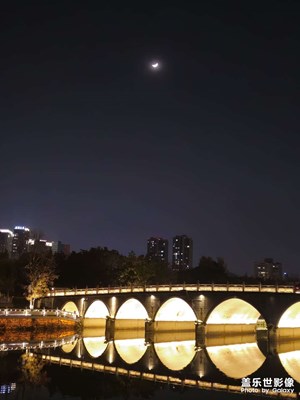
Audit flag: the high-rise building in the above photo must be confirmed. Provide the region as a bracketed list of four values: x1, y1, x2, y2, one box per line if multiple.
[28, 238, 53, 254]
[147, 237, 168, 263]
[52, 241, 71, 256]
[0, 229, 14, 255]
[254, 258, 283, 280]
[172, 235, 193, 270]
[11, 226, 30, 258]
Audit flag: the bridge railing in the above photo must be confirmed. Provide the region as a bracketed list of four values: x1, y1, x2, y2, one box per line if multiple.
[0, 308, 77, 319]
[45, 283, 295, 297]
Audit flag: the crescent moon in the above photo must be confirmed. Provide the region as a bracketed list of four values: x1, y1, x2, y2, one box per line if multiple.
[152, 63, 159, 68]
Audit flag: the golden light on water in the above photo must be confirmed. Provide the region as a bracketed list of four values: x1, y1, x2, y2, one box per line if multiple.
[154, 340, 196, 370]
[114, 338, 147, 364]
[278, 302, 300, 328]
[83, 336, 108, 358]
[278, 351, 300, 383]
[206, 342, 265, 378]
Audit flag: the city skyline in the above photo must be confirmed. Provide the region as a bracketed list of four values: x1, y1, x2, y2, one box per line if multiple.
[1, 2, 300, 276]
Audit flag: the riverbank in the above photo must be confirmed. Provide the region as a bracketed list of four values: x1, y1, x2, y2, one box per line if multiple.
[0, 308, 79, 337]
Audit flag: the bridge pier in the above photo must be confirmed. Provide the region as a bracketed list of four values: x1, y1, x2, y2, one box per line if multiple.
[195, 321, 205, 348]
[105, 316, 115, 341]
[145, 320, 154, 344]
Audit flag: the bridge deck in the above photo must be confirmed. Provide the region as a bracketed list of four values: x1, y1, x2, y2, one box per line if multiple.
[46, 283, 295, 297]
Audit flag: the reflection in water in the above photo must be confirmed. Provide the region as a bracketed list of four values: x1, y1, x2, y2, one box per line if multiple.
[2, 330, 300, 400]
[278, 301, 300, 327]
[206, 342, 266, 379]
[154, 340, 196, 371]
[61, 341, 77, 354]
[114, 338, 147, 364]
[83, 336, 107, 358]
[279, 351, 300, 383]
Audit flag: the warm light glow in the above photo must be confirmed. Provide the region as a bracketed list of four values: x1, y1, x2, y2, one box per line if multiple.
[154, 341, 196, 370]
[278, 302, 300, 327]
[206, 343, 265, 378]
[155, 298, 196, 321]
[116, 298, 149, 320]
[62, 301, 79, 316]
[279, 351, 300, 383]
[114, 339, 147, 364]
[206, 298, 260, 324]
[111, 296, 117, 317]
[85, 300, 109, 318]
[83, 337, 107, 358]
[61, 341, 77, 354]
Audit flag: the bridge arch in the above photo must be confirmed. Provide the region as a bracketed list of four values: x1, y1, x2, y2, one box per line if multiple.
[62, 301, 79, 316]
[114, 298, 149, 333]
[278, 301, 300, 328]
[155, 297, 196, 321]
[205, 298, 261, 336]
[85, 300, 110, 319]
[116, 298, 149, 320]
[206, 298, 261, 324]
[154, 297, 197, 332]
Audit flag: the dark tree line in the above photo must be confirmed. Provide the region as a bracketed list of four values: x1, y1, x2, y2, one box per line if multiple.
[0, 248, 294, 307]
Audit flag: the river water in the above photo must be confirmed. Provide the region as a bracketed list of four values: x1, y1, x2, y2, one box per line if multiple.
[0, 330, 299, 400]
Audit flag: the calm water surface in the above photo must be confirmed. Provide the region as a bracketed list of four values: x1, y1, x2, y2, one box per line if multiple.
[0, 330, 300, 400]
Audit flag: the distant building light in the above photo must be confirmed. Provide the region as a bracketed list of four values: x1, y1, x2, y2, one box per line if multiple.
[14, 226, 30, 231]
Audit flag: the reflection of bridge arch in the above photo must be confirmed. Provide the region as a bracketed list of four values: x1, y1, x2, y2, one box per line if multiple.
[206, 343, 266, 379]
[278, 301, 300, 328]
[62, 301, 79, 316]
[61, 341, 77, 354]
[154, 340, 196, 371]
[83, 336, 107, 358]
[279, 351, 300, 383]
[114, 339, 147, 364]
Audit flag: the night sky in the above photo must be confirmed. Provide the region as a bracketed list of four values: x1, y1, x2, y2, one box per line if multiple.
[1, 1, 300, 275]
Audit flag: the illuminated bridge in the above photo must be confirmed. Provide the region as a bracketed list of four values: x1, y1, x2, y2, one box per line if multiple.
[39, 283, 300, 342]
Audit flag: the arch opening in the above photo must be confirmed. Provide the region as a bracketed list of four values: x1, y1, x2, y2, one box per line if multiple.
[85, 300, 109, 319]
[155, 298, 196, 321]
[115, 298, 149, 320]
[206, 298, 261, 324]
[206, 298, 261, 337]
[114, 298, 149, 334]
[62, 301, 79, 316]
[154, 297, 196, 332]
